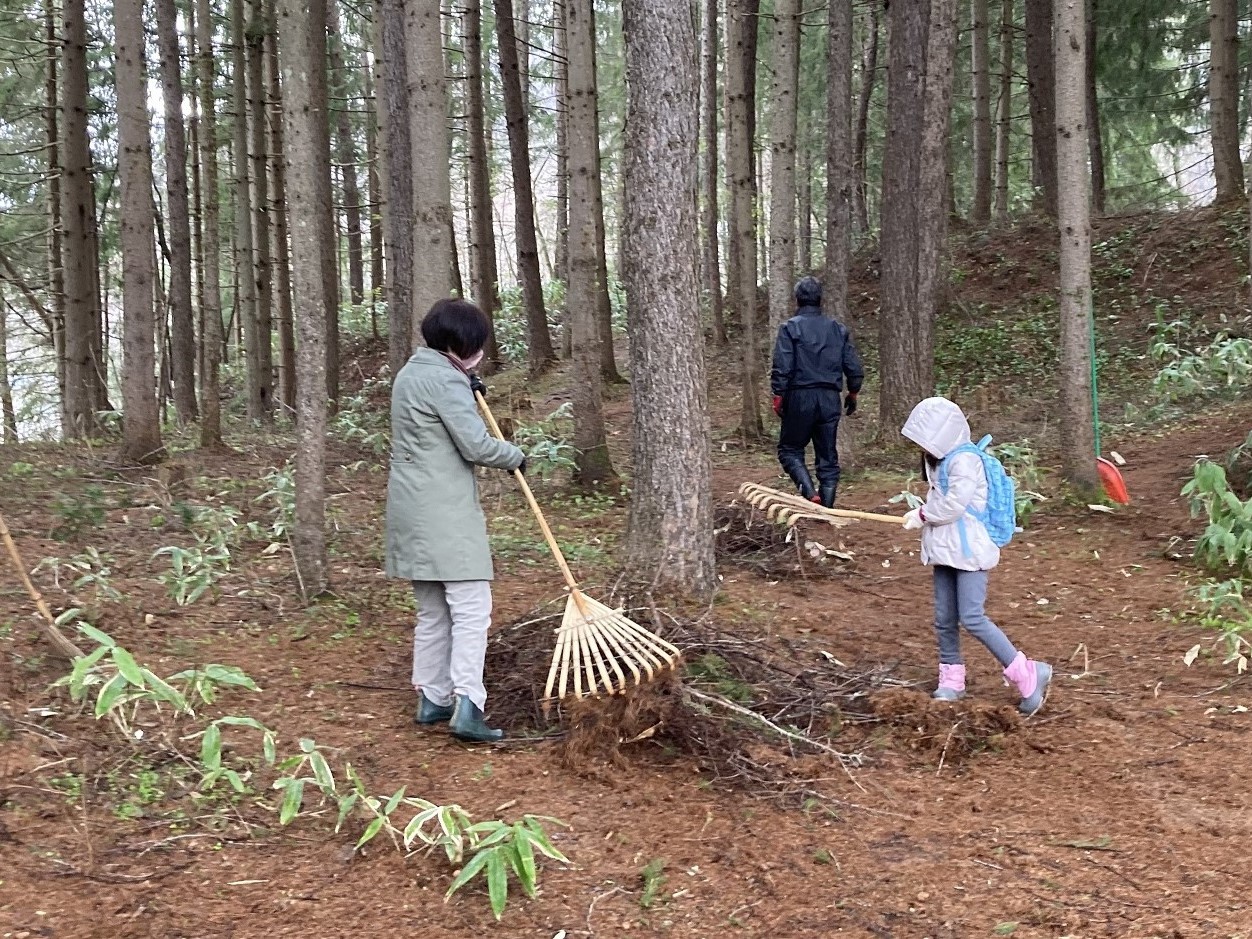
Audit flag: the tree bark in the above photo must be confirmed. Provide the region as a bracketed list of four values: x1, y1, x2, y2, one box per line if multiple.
[495, 0, 557, 373]
[196, 0, 225, 446]
[825, 0, 853, 323]
[0, 293, 15, 444]
[994, 0, 1012, 220]
[1025, 0, 1058, 217]
[727, 0, 762, 438]
[767, 0, 799, 341]
[380, 0, 414, 377]
[554, 0, 570, 302]
[231, 0, 263, 420]
[248, 0, 274, 419]
[586, 8, 621, 385]
[407, 0, 453, 336]
[700, 0, 726, 346]
[328, 0, 366, 308]
[566, 0, 616, 485]
[276, 0, 330, 597]
[309, 0, 338, 405]
[1209, 0, 1243, 204]
[798, 142, 812, 273]
[1055, 0, 1098, 492]
[622, 0, 716, 597]
[853, 0, 880, 236]
[45, 0, 67, 432]
[971, 0, 993, 224]
[266, 11, 296, 412]
[878, 0, 958, 432]
[1085, 0, 1105, 215]
[61, 0, 104, 437]
[364, 63, 384, 312]
[114, 0, 164, 463]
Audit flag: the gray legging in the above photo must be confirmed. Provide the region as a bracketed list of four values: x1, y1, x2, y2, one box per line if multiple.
[933, 566, 1018, 667]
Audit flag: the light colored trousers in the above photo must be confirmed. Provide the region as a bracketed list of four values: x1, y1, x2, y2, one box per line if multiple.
[933, 566, 1018, 668]
[411, 580, 492, 710]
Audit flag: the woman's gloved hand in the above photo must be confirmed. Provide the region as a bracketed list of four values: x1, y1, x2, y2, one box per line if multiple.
[903, 508, 925, 531]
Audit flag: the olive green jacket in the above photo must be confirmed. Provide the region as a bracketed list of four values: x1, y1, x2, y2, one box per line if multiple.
[384, 348, 524, 582]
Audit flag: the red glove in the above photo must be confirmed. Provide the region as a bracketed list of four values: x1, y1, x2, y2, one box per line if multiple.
[772, 395, 783, 417]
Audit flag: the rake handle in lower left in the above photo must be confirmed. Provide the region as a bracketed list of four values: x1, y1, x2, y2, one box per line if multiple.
[0, 512, 83, 663]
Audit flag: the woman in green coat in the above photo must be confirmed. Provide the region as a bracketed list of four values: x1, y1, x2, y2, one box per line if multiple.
[385, 299, 525, 741]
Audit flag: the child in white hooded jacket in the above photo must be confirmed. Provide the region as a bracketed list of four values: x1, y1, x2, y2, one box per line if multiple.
[900, 397, 1052, 715]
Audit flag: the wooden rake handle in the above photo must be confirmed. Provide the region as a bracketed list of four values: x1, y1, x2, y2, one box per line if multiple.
[475, 391, 582, 596]
[0, 511, 83, 662]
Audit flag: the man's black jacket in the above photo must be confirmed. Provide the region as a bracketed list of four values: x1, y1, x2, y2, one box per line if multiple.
[770, 305, 865, 397]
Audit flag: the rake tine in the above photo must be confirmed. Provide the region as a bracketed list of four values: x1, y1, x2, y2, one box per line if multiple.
[581, 618, 623, 695]
[584, 613, 637, 691]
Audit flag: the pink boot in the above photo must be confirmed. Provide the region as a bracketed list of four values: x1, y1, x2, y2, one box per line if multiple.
[932, 663, 966, 701]
[1003, 652, 1052, 716]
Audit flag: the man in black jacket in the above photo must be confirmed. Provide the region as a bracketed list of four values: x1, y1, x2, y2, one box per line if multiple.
[770, 276, 865, 508]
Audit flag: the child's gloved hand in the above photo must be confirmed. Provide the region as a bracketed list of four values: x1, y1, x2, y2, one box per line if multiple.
[903, 508, 924, 530]
[772, 395, 783, 417]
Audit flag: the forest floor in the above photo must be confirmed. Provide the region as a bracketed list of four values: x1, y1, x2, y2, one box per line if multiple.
[2, 208, 1252, 937]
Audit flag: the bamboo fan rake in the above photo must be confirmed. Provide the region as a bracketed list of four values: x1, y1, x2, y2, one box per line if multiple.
[476, 392, 682, 705]
[738, 483, 906, 528]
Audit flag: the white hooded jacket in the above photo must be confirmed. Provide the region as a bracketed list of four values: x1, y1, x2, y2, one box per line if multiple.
[900, 397, 1000, 572]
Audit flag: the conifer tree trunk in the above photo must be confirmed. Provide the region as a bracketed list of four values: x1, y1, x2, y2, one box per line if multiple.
[465, 0, 498, 368]
[328, 1, 366, 308]
[46, 0, 67, 431]
[231, 0, 264, 420]
[587, 10, 621, 385]
[554, 0, 571, 357]
[310, 0, 339, 404]
[1025, 0, 1058, 216]
[727, 0, 762, 438]
[798, 143, 812, 273]
[994, 0, 1013, 220]
[364, 64, 384, 311]
[266, 12, 296, 412]
[878, 0, 958, 431]
[767, 0, 799, 341]
[495, 0, 556, 373]
[1056, 0, 1098, 492]
[825, 0, 852, 323]
[1210, 0, 1244, 204]
[853, 0, 880, 235]
[407, 0, 453, 333]
[622, 0, 715, 597]
[972, 0, 993, 224]
[0, 295, 15, 444]
[380, 0, 414, 376]
[700, 0, 726, 345]
[566, 0, 616, 485]
[155, 0, 198, 424]
[248, 0, 274, 418]
[62, 0, 104, 436]
[277, 0, 329, 596]
[115, 0, 164, 463]
[1085, 0, 1105, 215]
[196, 0, 225, 446]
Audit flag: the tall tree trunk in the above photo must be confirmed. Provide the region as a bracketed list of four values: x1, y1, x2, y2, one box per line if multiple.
[767, 0, 799, 341]
[727, 0, 762, 438]
[1085, 0, 1105, 215]
[0, 294, 15, 444]
[365, 64, 384, 312]
[465, 0, 498, 368]
[878, 0, 958, 431]
[994, 0, 1013, 220]
[156, 0, 198, 424]
[328, 1, 366, 308]
[46, 0, 67, 432]
[1056, 0, 1098, 492]
[587, 9, 621, 385]
[407, 0, 453, 336]
[232, 0, 264, 419]
[825, 0, 853, 323]
[249, 0, 274, 418]
[853, 0, 880, 235]
[798, 142, 812, 273]
[971, 0, 993, 224]
[623, 0, 715, 597]
[380, 0, 414, 376]
[61, 0, 103, 437]
[1025, 0, 1058, 216]
[266, 12, 296, 413]
[115, 0, 163, 463]
[700, 0, 726, 345]
[566, 0, 616, 485]
[495, 0, 556, 373]
[277, 0, 329, 597]
[196, 0, 225, 446]
[554, 0, 570, 294]
[311, 0, 339, 404]
[1210, 0, 1244, 204]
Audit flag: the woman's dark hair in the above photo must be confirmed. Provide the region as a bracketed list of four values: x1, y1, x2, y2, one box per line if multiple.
[420, 298, 490, 358]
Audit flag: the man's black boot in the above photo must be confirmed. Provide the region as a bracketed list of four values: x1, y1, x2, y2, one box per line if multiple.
[819, 484, 837, 509]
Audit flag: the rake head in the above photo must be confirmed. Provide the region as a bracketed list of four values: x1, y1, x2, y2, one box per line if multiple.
[543, 590, 682, 705]
[737, 482, 852, 527]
